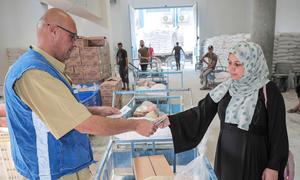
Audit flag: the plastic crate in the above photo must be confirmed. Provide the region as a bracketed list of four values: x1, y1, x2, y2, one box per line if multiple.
[73, 83, 102, 106]
[0, 128, 23, 180]
[75, 90, 102, 106]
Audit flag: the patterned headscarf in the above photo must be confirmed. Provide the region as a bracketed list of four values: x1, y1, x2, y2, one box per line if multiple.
[209, 41, 270, 131]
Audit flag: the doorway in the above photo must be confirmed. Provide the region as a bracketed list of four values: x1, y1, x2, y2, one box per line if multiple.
[129, 5, 199, 67]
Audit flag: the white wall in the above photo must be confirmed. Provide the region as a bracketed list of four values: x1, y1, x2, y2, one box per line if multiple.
[275, 0, 300, 32]
[0, 0, 46, 83]
[109, 0, 252, 60]
[1, 0, 300, 82]
[0, 0, 112, 83]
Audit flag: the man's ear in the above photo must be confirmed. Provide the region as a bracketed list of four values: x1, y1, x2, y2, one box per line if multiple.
[48, 24, 58, 40]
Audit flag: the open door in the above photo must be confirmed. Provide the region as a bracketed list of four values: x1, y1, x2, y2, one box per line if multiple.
[129, 5, 137, 62]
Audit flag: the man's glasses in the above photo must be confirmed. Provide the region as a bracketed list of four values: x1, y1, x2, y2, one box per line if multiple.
[48, 24, 78, 41]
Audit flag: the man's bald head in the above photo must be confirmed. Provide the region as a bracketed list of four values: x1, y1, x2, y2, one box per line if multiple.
[37, 8, 77, 62]
[38, 8, 76, 32]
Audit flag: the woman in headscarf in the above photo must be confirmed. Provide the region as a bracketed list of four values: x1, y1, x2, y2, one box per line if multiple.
[158, 41, 289, 180]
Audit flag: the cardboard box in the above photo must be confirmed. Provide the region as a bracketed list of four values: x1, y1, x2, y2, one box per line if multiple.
[100, 65, 111, 77]
[101, 94, 121, 101]
[82, 65, 102, 82]
[101, 94, 121, 107]
[81, 55, 100, 66]
[100, 77, 122, 90]
[100, 78, 122, 96]
[133, 155, 173, 180]
[101, 72, 111, 80]
[66, 36, 111, 83]
[87, 36, 107, 47]
[65, 56, 82, 66]
[81, 47, 101, 57]
[99, 46, 109, 56]
[99, 55, 110, 65]
[69, 47, 80, 58]
[64, 65, 75, 74]
[101, 97, 121, 108]
[75, 38, 89, 48]
[67, 71, 84, 84]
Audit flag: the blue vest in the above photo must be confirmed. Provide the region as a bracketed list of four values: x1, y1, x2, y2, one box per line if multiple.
[4, 48, 94, 180]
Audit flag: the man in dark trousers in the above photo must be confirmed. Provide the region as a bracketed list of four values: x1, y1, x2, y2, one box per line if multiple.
[138, 40, 149, 71]
[199, 45, 218, 90]
[171, 42, 185, 70]
[116, 42, 129, 90]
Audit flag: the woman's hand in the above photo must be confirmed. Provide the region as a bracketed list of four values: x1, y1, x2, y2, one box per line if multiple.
[262, 168, 278, 180]
[154, 114, 170, 128]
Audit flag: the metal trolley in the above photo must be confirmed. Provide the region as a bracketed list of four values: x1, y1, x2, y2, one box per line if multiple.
[135, 70, 184, 89]
[95, 139, 217, 180]
[95, 89, 217, 180]
[129, 62, 184, 89]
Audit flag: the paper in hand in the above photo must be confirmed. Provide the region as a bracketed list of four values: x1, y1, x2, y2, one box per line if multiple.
[107, 105, 131, 118]
[154, 115, 168, 126]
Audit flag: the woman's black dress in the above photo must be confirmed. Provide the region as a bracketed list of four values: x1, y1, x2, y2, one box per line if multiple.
[169, 81, 289, 180]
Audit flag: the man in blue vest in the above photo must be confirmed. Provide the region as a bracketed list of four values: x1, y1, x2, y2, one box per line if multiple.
[4, 8, 156, 180]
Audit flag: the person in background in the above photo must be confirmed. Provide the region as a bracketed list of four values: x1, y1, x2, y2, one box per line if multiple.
[148, 43, 154, 69]
[199, 45, 218, 90]
[171, 42, 185, 70]
[287, 83, 300, 114]
[138, 40, 149, 71]
[157, 41, 289, 180]
[4, 8, 156, 180]
[116, 42, 129, 90]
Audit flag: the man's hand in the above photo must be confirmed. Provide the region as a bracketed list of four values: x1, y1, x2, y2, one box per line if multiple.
[135, 120, 157, 137]
[262, 168, 278, 180]
[154, 115, 170, 128]
[88, 106, 121, 117]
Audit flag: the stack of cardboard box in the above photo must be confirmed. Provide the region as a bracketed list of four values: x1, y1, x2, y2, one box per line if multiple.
[100, 77, 122, 108]
[6, 48, 27, 66]
[65, 36, 111, 84]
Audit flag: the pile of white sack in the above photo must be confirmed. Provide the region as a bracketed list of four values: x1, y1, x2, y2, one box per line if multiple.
[200, 33, 250, 67]
[273, 33, 300, 73]
[201, 33, 300, 74]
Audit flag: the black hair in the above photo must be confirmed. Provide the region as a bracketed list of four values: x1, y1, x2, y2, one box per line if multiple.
[118, 42, 122, 46]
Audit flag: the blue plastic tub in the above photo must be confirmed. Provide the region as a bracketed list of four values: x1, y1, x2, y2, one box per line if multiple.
[73, 83, 102, 106]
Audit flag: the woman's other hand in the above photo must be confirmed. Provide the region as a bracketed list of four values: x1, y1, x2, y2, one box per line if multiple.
[262, 168, 278, 180]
